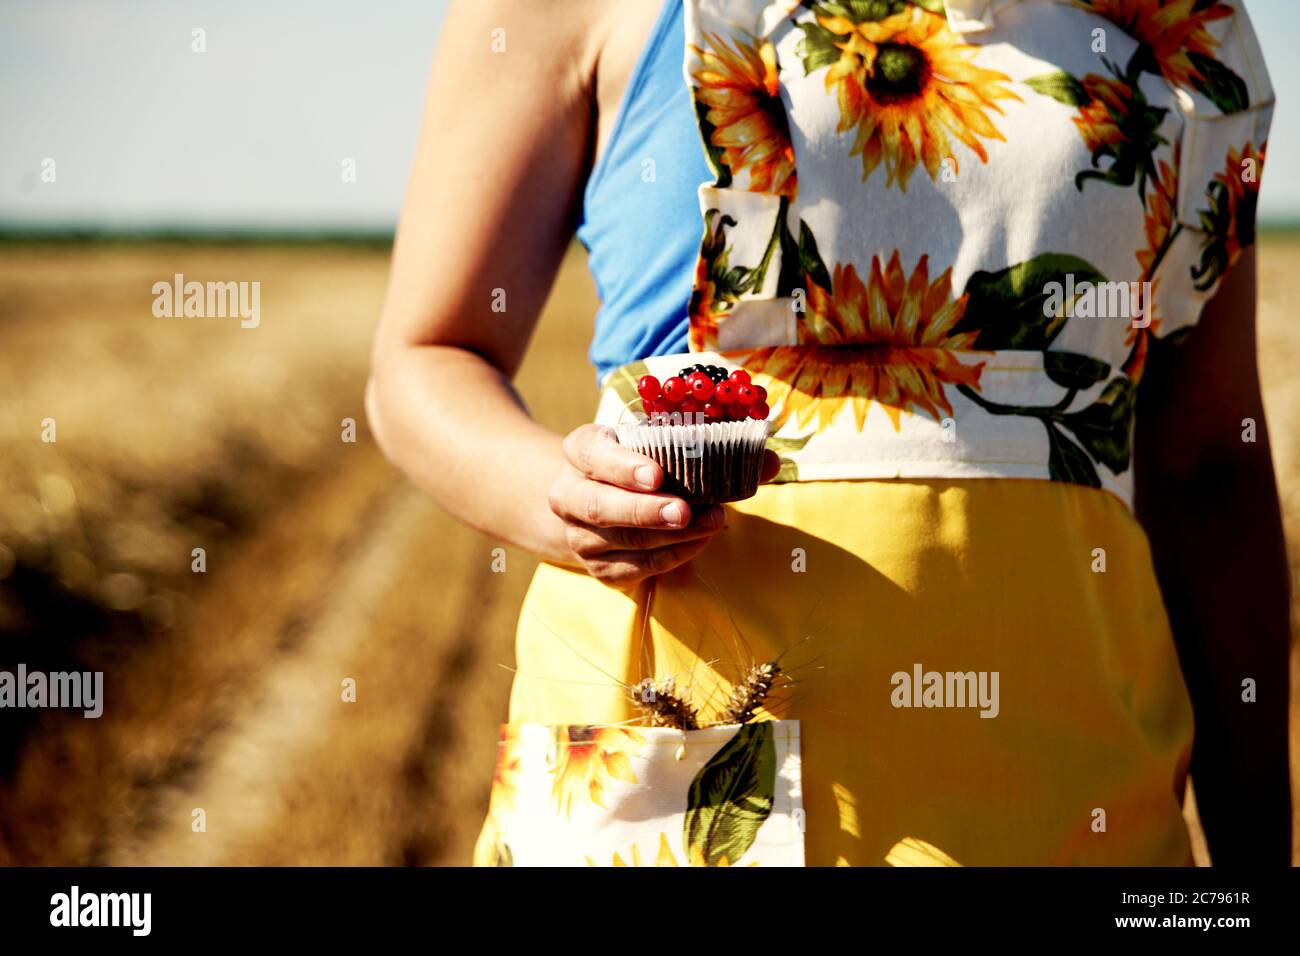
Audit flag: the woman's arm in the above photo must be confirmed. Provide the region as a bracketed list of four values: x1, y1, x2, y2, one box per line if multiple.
[1134, 246, 1293, 864]
[367, 0, 727, 586]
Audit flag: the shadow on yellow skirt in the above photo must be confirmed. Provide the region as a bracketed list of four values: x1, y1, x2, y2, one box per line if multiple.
[475, 478, 1194, 866]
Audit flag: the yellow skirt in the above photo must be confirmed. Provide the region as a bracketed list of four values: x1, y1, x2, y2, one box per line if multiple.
[474, 478, 1194, 866]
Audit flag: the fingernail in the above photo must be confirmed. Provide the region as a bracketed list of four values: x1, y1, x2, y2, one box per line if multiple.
[634, 465, 656, 489]
[660, 502, 685, 526]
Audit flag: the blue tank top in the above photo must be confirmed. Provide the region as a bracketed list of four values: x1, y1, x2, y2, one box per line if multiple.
[577, 0, 710, 384]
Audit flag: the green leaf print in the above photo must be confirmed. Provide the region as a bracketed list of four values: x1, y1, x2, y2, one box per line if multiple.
[778, 217, 833, 300]
[957, 254, 1107, 349]
[960, 364, 1134, 490]
[1193, 170, 1258, 293]
[1069, 58, 1168, 197]
[1058, 377, 1135, 474]
[1024, 71, 1089, 107]
[777, 217, 804, 298]
[766, 434, 814, 456]
[693, 98, 734, 190]
[773, 458, 800, 483]
[806, 1, 910, 23]
[1042, 351, 1111, 391]
[683, 723, 776, 867]
[693, 209, 766, 324]
[606, 360, 653, 413]
[774, 214, 826, 308]
[767, 434, 813, 484]
[1187, 52, 1249, 114]
[795, 221, 833, 295]
[797, 1, 927, 75]
[953, 251, 1134, 490]
[795, 19, 843, 76]
[1045, 423, 1101, 488]
[748, 197, 790, 296]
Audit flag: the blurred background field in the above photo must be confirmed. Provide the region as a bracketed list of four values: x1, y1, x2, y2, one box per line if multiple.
[0, 237, 592, 865]
[0, 234, 1297, 866]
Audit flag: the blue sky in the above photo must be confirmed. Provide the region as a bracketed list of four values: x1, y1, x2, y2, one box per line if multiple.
[1, 0, 1297, 230]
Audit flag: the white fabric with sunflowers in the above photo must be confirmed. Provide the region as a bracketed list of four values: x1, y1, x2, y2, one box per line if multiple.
[481, 722, 806, 867]
[594, 0, 1273, 510]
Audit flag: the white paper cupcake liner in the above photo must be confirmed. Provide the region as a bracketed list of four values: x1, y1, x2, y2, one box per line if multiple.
[614, 416, 772, 503]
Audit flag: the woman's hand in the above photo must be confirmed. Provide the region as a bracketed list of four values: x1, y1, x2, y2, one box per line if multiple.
[548, 424, 778, 588]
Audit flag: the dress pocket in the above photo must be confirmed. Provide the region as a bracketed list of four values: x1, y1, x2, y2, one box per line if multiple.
[477, 720, 805, 867]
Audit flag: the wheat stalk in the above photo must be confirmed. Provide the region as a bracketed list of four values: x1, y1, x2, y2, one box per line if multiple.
[628, 678, 700, 731]
[714, 661, 781, 726]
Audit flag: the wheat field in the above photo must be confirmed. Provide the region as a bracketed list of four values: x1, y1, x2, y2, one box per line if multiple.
[0, 237, 1296, 865]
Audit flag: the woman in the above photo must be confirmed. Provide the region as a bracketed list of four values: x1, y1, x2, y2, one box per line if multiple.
[367, 0, 1290, 865]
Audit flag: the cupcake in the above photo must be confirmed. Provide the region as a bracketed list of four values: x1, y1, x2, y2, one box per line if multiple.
[614, 363, 771, 505]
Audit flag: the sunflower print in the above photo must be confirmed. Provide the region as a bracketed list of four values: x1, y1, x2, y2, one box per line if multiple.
[1072, 71, 1133, 156]
[689, 249, 723, 353]
[1193, 140, 1265, 291]
[809, 4, 1019, 190]
[742, 252, 984, 431]
[1030, 59, 1171, 195]
[688, 209, 753, 352]
[488, 724, 524, 815]
[1121, 146, 1180, 382]
[548, 725, 644, 818]
[1137, 146, 1180, 287]
[691, 32, 798, 199]
[1069, 0, 1234, 93]
[584, 831, 756, 867]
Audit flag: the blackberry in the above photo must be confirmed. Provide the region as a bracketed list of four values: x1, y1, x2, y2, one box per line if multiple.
[679, 364, 728, 384]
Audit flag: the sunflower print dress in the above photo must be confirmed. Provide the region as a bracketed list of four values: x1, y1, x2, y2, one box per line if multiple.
[473, 0, 1273, 866]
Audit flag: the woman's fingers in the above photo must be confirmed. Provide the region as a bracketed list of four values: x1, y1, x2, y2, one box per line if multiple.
[552, 421, 763, 587]
[565, 423, 783, 490]
[548, 468, 692, 529]
[564, 505, 724, 557]
[562, 423, 663, 491]
[585, 537, 716, 588]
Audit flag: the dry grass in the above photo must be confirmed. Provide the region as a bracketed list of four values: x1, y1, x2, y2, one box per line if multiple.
[0, 241, 594, 865]
[0, 237, 1295, 864]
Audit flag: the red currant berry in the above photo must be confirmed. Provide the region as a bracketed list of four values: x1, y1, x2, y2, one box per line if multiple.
[662, 376, 688, 403]
[747, 400, 770, 420]
[728, 402, 748, 421]
[713, 380, 735, 404]
[687, 372, 715, 401]
[679, 397, 702, 415]
[637, 374, 662, 402]
[752, 384, 767, 403]
[729, 368, 751, 386]
[736, 384, 758, 406]
[703, 401, 725, 421]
